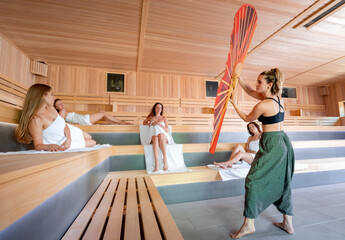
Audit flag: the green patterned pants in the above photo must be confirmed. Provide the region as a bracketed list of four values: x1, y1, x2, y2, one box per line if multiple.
[244, 131, 295, 218]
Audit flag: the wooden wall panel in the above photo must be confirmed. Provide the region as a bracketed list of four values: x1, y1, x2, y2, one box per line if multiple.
[0, 34, 34, 87]
[41, 64, 326, 115]
[324, 80, 345, 117]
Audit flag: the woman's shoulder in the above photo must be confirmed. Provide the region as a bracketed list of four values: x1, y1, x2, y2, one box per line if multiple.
[29, 115, 43, 128]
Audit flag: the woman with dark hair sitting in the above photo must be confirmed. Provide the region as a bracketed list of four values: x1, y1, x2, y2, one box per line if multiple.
[143, 102, 171, 172]
[54, 99, 130, 125]
[16, 84, 96, 151]
[214, 121, 262, 168]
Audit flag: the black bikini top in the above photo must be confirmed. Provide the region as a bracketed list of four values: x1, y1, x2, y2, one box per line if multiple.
[258, 96, 285, 125]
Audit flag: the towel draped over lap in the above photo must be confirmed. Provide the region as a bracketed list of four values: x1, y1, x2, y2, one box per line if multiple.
[139, 125, 189, 174]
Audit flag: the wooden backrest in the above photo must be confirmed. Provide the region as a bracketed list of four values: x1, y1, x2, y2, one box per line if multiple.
[0, 73, 27, 109]
[54, 92, 110, 105]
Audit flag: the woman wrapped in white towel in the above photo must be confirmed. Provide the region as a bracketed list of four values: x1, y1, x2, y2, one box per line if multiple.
[143, 102, 171, 172]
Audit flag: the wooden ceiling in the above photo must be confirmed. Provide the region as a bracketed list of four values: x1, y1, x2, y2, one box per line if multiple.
[0, 0, 345, 86]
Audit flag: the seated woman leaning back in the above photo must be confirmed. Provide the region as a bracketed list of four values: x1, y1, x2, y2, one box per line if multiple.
[15, 84, 96, 151]
[214, 121, 262, 168]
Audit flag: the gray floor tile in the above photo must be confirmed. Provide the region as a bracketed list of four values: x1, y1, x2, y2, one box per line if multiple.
[203, 197, 245, 214]
[314, 203, 345, 219]
[309, 193, 345, 206]
[268, 224, 345, 240]
[167, 202, 213, 219]
[188, 209, 243, 229]
[173, 218, 195, 233]
[292, 209, 336, 228]
[181, 225, 232, 240]
[168, 183, 345, 240]
[321, 219, 345, 236]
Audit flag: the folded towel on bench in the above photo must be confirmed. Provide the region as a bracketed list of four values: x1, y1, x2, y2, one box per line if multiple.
[208, 161, 308, 181]
[207, 163, 251, 181]
[0, 144, 111, 155]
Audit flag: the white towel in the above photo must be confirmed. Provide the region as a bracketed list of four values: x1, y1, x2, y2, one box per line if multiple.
[140, 125, 189, 174]
[144, 144, 190, 174]
[208, 161, 309, 181]
[139, 125, 174, 145]
[207, 163, 251, 181]
[0, 144, 111, 155]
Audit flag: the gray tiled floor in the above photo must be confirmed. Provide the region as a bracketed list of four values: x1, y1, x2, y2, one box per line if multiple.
[167, 183, 345, 240]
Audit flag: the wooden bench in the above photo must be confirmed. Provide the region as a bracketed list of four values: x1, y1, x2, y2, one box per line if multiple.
[63, 176, 183, 240]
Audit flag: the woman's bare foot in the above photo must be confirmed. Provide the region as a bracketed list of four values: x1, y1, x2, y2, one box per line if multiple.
[230, 222, 255, 239]
[163, 159, 168, 171]
[273, 221, 294, 234]
[213, 161, 231, 169]
[231, 218, 255, 239]
[153, 168, 159, 172]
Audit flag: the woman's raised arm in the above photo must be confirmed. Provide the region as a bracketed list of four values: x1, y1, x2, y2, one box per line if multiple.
[238, 78, 264, 100]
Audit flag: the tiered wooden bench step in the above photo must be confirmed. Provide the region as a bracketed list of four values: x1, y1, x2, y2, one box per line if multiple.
[107, 166, 222, 187]
[63, 176, 183, 240]
[109, 139, 345, 156]
[106, 157, 345, 187]
[79, 124, 345, 133]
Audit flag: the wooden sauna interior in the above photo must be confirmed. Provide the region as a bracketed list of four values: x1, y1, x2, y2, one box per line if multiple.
[0, 0, 345, 123]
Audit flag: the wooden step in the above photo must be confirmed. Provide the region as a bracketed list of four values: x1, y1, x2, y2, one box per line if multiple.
[110, 140, 345, 156]
[107, 158, 345, 187]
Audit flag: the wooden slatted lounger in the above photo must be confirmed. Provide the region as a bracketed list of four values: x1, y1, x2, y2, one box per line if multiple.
[62, 176, 183, 240]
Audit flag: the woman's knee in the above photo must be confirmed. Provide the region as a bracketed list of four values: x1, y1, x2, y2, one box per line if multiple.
[152, 136, 158, 143]
[158, 133, 166, 141]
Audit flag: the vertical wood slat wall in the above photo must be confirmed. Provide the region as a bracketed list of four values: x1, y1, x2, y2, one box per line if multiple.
[1, 33, 343, 117]
[324, 81, 345, 116]
[0, 35, 35, 87]
[36, 64, 327, 116]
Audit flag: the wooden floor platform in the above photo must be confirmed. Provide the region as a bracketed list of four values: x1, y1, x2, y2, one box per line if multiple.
[62, 176, 183, 240]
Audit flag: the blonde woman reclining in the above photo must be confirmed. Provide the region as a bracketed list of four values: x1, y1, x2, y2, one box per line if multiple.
[54, 99, 130, 125]
[16, 84, 96, 151]
[214, 122, 262, 168]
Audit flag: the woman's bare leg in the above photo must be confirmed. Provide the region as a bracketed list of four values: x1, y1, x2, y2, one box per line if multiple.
[273, 214, 294, 234]
[89, 110, 129, 125]
[230, 144, 246, 159]
[82, 131, 96, 147]
[152, 136, 160, 172]
[158, 133, 168, 171]
[85, 139, 96, 147]
[230, 217, 255, 239]
[214, 145, 253, 168]
[83, 131, 92, 139]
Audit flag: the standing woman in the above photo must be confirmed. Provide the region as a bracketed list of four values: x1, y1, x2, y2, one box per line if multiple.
[16, 84, 96, 151]
[229, 69, 295, 239]
[143, 102, 171, 172]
